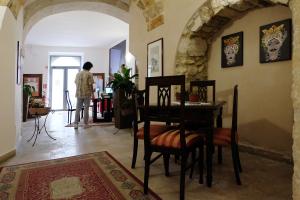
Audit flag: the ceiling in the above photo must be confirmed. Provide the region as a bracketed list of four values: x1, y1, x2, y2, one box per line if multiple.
[25, 11, 129, 48]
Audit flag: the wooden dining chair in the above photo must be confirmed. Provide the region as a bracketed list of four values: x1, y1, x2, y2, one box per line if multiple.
[190, 80, 216, 102]
[131, 89, 171, 169]
[199, 85, 242, 185]
[143, 75, 204, 200]
[65, 90, 83, 124]
[189, 80, 227, 164]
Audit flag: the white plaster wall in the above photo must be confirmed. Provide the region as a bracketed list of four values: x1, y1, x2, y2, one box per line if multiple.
[129, 0, 205, 89]
[208, 6, 293, 156]
[0, 6, 17, 157]
[23, 45, 110, 85]
[15, 8, 24, 142]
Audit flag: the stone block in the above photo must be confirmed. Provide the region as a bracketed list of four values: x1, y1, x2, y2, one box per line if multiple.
[148, 14, 164, 31]
[199, 4, 214, 24]
[190, 16, 203, 32]
[187, 37, 208, 57]
[144, 5, 159, 18]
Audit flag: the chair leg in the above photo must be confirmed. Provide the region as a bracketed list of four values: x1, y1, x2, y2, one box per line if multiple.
[199, 144, 204, 184]
[218, 146, 223, 164]
[70, 111, 73, 124]
[163, 153, 170, 177]
[231, 144, 241, 185]
[180, 153, 187, 200]
[67, 111, 70, 124]
[236, 145, 242, 173]
[144, 151, 152, 194]
[131, 138, 138, 169]
[189, 150, 196, 179]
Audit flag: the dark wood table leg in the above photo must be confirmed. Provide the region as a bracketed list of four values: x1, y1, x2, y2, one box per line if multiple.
[206, 113, 214, 187]
[217, 107, 223, 128]
[206, 128, 213, 187]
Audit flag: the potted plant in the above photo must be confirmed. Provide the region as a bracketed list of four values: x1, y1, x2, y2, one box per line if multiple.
[108, 64, 138, 129]
[23, 84, 35, 122]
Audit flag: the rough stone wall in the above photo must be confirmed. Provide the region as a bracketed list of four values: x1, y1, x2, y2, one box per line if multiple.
[290, 0, 300, 198]
[174, 0, 286, 87]
[175, 0, 299, 198]
[0, 0, 24, 18]
[132, 0, 164, 31]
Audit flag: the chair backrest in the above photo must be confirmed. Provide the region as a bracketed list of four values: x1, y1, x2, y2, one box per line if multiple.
[190, 80, 216, 102]
[144, 75, 186, 147]
[65, 90, 72, 110]
[231, 85, 238, 143]
[132, 89, 146, 134]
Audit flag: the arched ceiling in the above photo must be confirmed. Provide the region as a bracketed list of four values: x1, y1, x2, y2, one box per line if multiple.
[1, 0, 165, 31]
[23, 0, 130, 40]
[25, 10, 129, 47]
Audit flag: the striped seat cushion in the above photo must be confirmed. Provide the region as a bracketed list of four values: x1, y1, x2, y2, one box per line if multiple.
[213, 128, 240, 145]
[137, 124, 169, 139]
[151, 129, 202, 149]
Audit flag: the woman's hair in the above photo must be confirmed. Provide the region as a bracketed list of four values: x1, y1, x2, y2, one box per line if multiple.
[83, 62, 93, 70]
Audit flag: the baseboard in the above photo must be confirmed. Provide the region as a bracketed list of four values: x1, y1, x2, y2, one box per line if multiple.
[239, 143, 292, 164]
[0, 149, 16, 164]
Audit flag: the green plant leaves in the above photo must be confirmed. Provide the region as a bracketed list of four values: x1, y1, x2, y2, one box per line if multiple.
[108, 65, 138, 97]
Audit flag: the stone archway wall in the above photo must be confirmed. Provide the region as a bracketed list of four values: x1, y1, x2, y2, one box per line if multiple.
[132, 0, 164, 31]
[175, 0, 289, 87]
[23, 0, 130, 39]
[175, 0, 300, 198]
[0, 0, 25, 18]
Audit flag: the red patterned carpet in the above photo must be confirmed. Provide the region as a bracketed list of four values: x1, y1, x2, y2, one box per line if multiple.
[0, 152, 161, 200]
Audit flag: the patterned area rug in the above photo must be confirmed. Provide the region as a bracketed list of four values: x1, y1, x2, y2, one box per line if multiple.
[0, 152, 161, 200]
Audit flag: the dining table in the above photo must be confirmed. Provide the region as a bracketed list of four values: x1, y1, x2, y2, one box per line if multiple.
[148, 100, 225, 187]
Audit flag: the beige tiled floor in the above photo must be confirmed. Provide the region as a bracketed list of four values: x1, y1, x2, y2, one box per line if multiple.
[2, 112, 293, 200]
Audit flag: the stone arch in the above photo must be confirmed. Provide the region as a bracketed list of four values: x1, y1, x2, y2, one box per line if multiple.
[175, 0, 290, 85]
[175, 0, 300, 198]
[24, 0, 130, 38]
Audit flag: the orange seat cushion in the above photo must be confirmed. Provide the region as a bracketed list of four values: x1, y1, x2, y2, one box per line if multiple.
[214, 128, 240, 145]
[137, 124, 169, 139]
[151, 129, 202, 149]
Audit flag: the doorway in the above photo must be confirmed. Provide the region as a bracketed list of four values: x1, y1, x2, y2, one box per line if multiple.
[49, 55, 82, 110]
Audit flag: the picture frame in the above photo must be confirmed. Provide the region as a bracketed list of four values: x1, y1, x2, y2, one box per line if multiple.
[147, 38, 163, 77]
[23, 74, 43, 98]
[93, 73, 105, 97]
[221, 32, 243, 68]
[259, 19, 292, 63]
[16, 41, 21, 85]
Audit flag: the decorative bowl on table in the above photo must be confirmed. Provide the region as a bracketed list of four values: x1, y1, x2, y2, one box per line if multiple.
[189, 94, 200, 102]
[29, 107, 50, 116]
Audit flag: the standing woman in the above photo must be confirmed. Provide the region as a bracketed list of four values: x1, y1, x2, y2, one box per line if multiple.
[74, 61, 94, 129]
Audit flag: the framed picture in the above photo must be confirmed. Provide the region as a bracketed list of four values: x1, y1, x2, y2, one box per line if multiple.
[16, 41, 21, 85]
[260, 19, 292, 63]
[23, 74, 43, 98]
[93, 73, 105, 97]
[147, 38, 163, 77]
[221, 32, 243, 68]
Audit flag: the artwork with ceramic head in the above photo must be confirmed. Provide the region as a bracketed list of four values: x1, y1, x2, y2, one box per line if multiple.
[260, 19, 292, 63]
[221, 32, 243, 68]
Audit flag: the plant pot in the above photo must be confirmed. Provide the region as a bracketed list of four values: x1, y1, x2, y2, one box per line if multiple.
[113, 89, 133, 129]
[22, 94, 29, 122]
